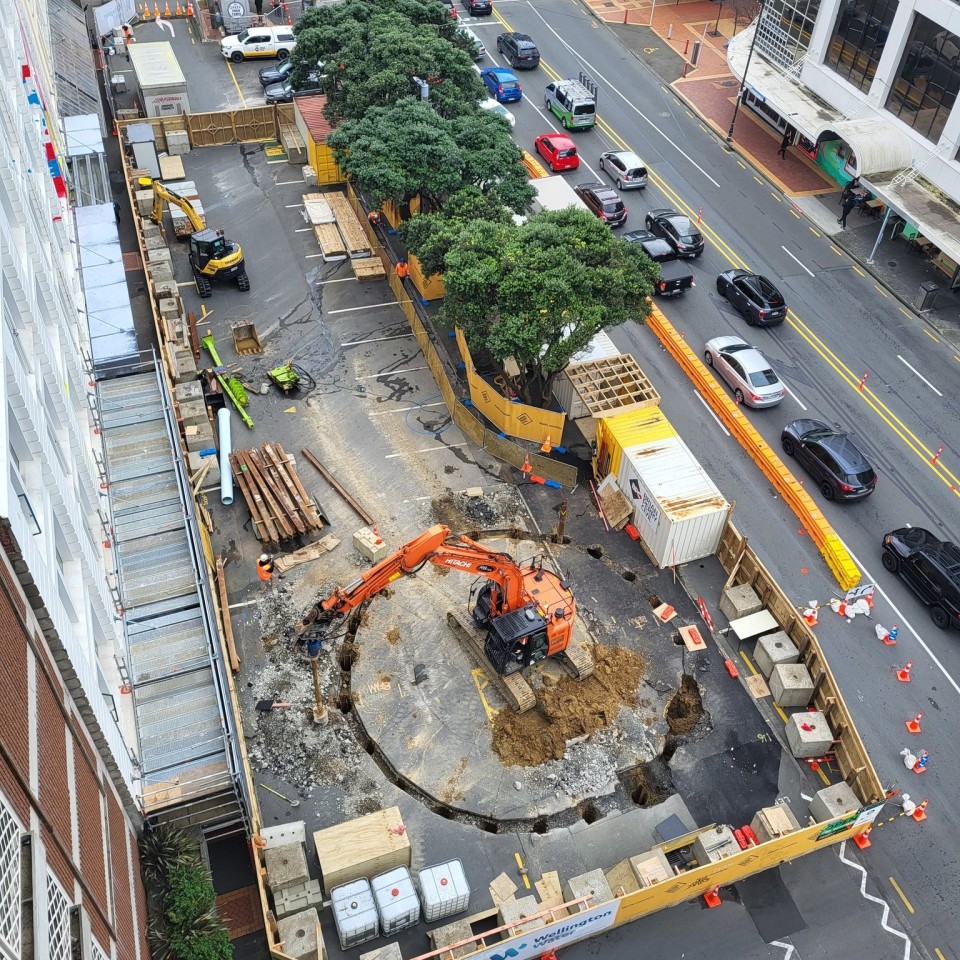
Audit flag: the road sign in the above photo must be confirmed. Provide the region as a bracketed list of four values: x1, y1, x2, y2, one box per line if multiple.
[227, 1, 245, 17]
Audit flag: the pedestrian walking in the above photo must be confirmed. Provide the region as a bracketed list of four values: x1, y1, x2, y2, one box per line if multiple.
[838, 195, 857, 229]
[113, 200, 121, 224]
[778, 128, 793, 159]
[256, 553, 274, 591]
[254, 0, 263, 15]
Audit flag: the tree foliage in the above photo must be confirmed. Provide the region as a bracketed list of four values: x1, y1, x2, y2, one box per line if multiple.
[407, 207, 659, 404]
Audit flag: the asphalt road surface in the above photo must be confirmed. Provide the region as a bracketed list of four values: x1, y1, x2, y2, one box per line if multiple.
[465, 0, 960, 957]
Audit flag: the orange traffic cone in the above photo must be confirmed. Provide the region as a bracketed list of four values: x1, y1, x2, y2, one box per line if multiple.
[521, 453, 532, 474]
[164, 0, 171, 13]
[911, 799, 928, 822]
[896, 660, 913, 682]
[372, 525, 383, 546]
[187, 0, 194, 15]
[852, 828, 871, 849]
[540, 435, 552, 454]
[111, 118, 117, 137]
[175, 0, 182, 14]
[905, 711, 923, 734]
[154, 1, 160, 16]
[703, 887, 721, 908]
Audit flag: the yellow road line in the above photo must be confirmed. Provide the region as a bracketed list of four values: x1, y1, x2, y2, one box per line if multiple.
[809, 226, 821, 237]
[471, 668, 497, 722]
[789, 209, 800, 219]
[923, 328, 939, 343]
[736, 159, 746, 169]
[852, 265, 865, 276]
[753, 175, 763, 185]
[515, 852, 531, 890]
[888, 877, 915, 914]
[955, 355, 960, 364]
[830, 245, 843, 256]
[899, 306, 911, 318]
[874, 285, 888, 298]
[934, 948, 947, 960]
[771, 193, 782, 203]
[226, 60, 246, 107]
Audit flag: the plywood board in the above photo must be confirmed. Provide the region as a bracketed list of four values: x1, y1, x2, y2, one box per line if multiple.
[678, 624, 707, 652]
[313, 807, 410, 891]
[327, 192, 371, 258]
[488, 872, 517, 907]
[352, 258, 386, 281]
[302, 192, 335, 225]
[598, 483, 631, 530]
[745, 674, 771, 699]
[313, 222, 347, 261]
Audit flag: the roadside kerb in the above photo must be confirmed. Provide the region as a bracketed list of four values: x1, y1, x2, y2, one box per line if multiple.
[646, 303, 860, 590]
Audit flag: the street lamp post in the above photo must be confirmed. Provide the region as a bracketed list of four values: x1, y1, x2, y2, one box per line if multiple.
[726, 0, 766, 143]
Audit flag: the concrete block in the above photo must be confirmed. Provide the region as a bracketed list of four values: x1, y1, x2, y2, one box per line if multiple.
[265, 841, 310, 892]
[769, 663, 814, 707]
[142, 221, 161, 241]
[720, 583, 762, 620]
[147, 261, 175, 284]
[135, 189, 154, 216]
[174, 380, 204, 403]
[809, 783, 860, 823]
[152, 280, 179, 301]
[146, 246, 172, 266]
[178, 399, 208, 426]
[185, 423, 215, 452]
[499, 895, 546, 934]
[785, 710, 832, 758]
[144, 233, 167, 251]
[276, 908, 319, 960]
[187, 451, 220, 486]
[275, 879, 324, 920]
[261, 821, 307, 847]
[753, 631, 800, 678]
[159, 297, 182, 324]
[170, 346, 197, 383]
[361, 944, 403, 960]
[692, 825, 741, 865]
[302, 164, 318, 187]
[750, 804, 801, 843]
[562, 868, 613, 910]
[428, 920, 474, 959]
[354, 527, 390, 562]
[464, 487, 484, 499]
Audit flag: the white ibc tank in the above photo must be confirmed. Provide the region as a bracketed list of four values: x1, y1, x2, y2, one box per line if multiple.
[417, 859, 471, 922]
[331, 878, 379, 950]
[372, 867, 421, 935]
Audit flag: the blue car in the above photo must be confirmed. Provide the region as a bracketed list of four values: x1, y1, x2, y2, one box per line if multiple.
[480, 67, 522, 103]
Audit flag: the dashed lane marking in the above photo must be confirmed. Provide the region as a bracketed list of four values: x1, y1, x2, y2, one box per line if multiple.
[875, 285, 889, 298]
[888, 877, 915, 914]
[852, 265, 865, 276]
[922, 328, 939, 343]
[385, 443, 469, 460]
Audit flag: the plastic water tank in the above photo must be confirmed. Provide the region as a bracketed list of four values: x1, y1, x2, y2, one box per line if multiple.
[372, 867, 421, 935]
[331, 878, 379, 950]
[418, 859, 471, 922]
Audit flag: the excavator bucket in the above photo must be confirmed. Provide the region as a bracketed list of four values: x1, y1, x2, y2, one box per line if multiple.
[231, 320, 263, 356]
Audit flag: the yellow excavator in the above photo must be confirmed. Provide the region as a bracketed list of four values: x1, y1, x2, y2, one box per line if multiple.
[149, 182, 250, 298]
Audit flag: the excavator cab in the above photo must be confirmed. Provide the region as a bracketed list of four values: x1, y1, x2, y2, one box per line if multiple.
[470, 582, 550, 675]
[190, 229, 228, 270]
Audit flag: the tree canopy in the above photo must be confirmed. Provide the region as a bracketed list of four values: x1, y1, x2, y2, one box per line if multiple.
[407, 207, 659, 404]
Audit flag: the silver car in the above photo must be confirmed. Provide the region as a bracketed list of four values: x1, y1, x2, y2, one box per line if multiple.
[703, 336, 785, 408]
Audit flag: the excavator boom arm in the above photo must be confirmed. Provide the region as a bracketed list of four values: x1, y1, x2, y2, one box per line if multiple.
[150, 181, 206, 233]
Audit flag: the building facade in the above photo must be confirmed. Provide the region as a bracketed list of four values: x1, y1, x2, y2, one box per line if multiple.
[1, 0, 149, 957]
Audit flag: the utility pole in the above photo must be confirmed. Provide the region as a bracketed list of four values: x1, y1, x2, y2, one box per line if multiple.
[726, 0, 766, 144]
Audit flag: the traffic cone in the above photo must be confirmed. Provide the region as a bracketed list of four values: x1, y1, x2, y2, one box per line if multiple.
[164, 0, 171, 14]
[911, 799, 928, 822]
[852, 828, 871, 849]
[153, 2, 160, 16]
[187, 0, 194, 15]
[175, 0, 182, 13]
[703, 886, 721, 908]
[905, 711, 923, 734]
[372, 525, 383, 546]
[111, 118, 118, 137]
[521, 453, 532, 474]
[540, 435, 552, 454]
[912, 750, 929, 773]
[896, 660, 913, 682]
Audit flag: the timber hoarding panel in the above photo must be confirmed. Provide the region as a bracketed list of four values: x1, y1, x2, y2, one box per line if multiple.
[716, 522, 883, 804]
[611, 810, 882, 926]
[455, 328, 565, 445]
[187, 107, 277, 147]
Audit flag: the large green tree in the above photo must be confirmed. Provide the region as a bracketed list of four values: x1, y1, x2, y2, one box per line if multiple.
[408, 208, 659, 405]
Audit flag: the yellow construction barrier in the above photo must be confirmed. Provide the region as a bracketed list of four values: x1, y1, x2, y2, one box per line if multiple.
[646, 304, 860, 591]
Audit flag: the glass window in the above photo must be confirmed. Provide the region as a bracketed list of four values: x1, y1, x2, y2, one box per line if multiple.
[756, 0, 821, 68]
[885, 15, 960, 143]
[825, 0, 897, 91]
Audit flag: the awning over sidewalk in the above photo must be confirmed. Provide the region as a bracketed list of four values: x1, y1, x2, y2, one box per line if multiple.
[813, 119, 913, 178]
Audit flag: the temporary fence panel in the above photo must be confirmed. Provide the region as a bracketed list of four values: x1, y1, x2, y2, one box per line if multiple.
[187, 108, 277, 147]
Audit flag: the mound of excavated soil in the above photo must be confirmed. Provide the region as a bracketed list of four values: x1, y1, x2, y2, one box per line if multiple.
[492, 643, 645, 766]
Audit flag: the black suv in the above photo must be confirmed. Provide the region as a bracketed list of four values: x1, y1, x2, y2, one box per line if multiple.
[574, 182, 627, 228]
[644, 208, 704, 258]
[717, 269, 787, 326]
[882, 527, 960, 630]
[781, 419, 877, 501]
[462, 0, 492, 14]
[496, 32, 540, 68]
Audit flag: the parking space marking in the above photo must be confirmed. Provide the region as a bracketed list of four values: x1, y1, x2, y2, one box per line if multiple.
[305, 253, 325, 259]
[386, 443, 469, 460]
[295, 227, 313, 233]
[342, 333, 415, 347]
[225, 60, 246, 108]
[318, 276, 357, 284]
[330, 302, 399, 315]
[370, 402, 447, 418]
[285, 203, 305, 209]
[356, 365, 428, 380]
[276, 179, 305, 186]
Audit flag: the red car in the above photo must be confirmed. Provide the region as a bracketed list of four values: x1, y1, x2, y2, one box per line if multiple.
[534, 133, 579, 172]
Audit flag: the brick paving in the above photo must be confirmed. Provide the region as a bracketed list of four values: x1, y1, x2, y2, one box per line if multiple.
[216, 886, 264, 940]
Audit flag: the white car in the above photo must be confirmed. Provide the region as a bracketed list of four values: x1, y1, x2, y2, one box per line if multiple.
[480, 98, 516, 128]
[703, 336, 785, 408]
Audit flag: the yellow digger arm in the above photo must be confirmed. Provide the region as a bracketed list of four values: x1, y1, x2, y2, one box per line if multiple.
[150, 181, 205, 233]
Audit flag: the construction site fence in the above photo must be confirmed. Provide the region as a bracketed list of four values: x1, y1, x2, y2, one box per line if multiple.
[716, 521, 883, 805]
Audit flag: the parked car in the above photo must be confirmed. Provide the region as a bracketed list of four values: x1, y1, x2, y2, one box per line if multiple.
[480, 98, 516, 127]
[644, 208, 704, 258]
[534, 133, 579, 172]
[259, 58, 294, 87]
[496, 32, 540, 68]
[264, 73, 324, 104]
[462, 0, 492, 14]
[458, 25, 485, 60]
[717, 270, 787, 326]
[781, 419, 877, 501]
[574, 182, 627, 227]
[480, 67, 522, 103]
[882, 527, 960, 630]
[220, 25, 296, 62]
[703, 336, 785, 408]
[441, 0, 458, 18]
[599, 150, 647, 189]
[623, 230, 695, 297]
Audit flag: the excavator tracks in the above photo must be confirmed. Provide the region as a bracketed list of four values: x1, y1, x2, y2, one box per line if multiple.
[446, 611, 537, 713]
[555, 633, 595, 681]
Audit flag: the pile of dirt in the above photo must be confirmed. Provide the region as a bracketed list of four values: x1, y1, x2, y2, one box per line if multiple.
[492, 643, 645, 767]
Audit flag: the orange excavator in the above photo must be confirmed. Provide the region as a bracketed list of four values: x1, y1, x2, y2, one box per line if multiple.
[298, 524, 593, 711]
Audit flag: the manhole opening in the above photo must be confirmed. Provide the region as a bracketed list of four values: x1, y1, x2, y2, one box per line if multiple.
[622, 570, 637, 582]
[533, 818, 548, 835]
[632, 785, 649, 805]
[587, 546, 604, 559]
[619, 763, 673, 808]
[580, 803, 600, 825]
[666, 675, 705, 736]
[662, 734, 678, 762]
[359, 735, 374, 755]
[648, 594, 662, 608]
[337, 694, 353, 714]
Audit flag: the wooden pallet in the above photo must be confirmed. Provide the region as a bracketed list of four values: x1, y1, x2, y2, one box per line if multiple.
[351, 257, 386, 281]
[313, 221, 347, 261]
[327, 192, 372, 258]
[229, 442, 323, 544]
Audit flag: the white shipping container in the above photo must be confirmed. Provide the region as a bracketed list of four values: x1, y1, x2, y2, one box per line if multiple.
[553, 331, 623, 420]
[128, 43, 190, 118]
[331, 879, 380, 950]
[530, 176, 590, 214]
[418, 859, 471, 922]
[614, 433, 727, 567]
[372, 867, 420, 935]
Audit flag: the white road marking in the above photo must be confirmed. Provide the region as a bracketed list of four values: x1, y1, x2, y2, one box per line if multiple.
[305, 253, 325, 259]
[368, 401, 447, 417]
[781, 245, 814, 277]
[800, 792, 812, 801]
[318, 277, 357, 285]
[228, 599, 261, 610]
[694, 391, 730, 435]
[897, 355, 943, 396]
[295, 227, 313, 233]
[284, 203, 304, 208]
[782, 382, 807, 410]
[341, 333, 415, 347]
[276, 179, 305, 186]
[402, 496, 435, 502]
[839, 537, 960, 699]
[770, 942, 795, 960]
[356, 365, 428, 380]
[838, 841, 913, 959]
[328, 302, 399, 315]
[386, 443, 469, 460]
[526, 6, 721, 189]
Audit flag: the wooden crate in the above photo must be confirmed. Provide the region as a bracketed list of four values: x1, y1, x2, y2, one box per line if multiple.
[352, 258, 386, 281]
[314, 807, 410, 891]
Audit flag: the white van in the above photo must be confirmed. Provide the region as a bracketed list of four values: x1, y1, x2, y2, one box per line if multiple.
[220, 26, 296, 63]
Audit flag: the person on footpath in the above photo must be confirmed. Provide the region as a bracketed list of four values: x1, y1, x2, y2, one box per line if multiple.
[838, 194, 857, 229]
[395, 258, 409, 280]
[778, 128, 793, 159]
[254, 0, 263, 15]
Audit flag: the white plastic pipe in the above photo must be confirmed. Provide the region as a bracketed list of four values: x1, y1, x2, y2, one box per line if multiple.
[218, 407, 234, 505]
